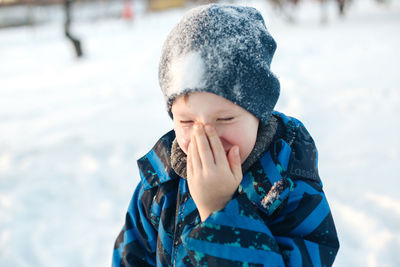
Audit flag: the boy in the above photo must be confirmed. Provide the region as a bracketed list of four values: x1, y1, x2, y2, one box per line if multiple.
[113, 4, 339, 267]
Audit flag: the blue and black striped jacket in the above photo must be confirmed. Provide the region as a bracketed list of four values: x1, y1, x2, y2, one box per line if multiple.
[112, 112, 339, 266]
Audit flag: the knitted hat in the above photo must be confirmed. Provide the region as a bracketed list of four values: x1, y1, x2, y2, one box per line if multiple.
[159, 4, 280, 125]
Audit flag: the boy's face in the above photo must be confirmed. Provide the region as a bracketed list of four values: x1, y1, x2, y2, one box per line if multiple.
[171, 92, 259, 164]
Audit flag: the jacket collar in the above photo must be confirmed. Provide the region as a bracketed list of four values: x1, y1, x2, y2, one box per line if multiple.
[137, 130, 179, 190]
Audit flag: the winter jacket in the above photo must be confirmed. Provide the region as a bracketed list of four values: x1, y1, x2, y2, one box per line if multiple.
[112, 111, 339, 266]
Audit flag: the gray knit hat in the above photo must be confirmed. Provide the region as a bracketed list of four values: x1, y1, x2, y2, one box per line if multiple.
[158, 4, 280, 125]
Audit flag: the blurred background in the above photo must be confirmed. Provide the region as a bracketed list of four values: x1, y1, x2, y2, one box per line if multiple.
[0, 0, 399, 266]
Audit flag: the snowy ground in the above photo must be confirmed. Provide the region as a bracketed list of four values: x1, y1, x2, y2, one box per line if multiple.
[0, 0, 399, 266]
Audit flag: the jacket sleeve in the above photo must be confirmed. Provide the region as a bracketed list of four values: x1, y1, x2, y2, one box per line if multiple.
[112, 181, 157, 267]
[180, 127, 339, 266]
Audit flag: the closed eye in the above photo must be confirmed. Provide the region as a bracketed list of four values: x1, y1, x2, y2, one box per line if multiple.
[217, 117, 234, 121]
[180, 120, 194, 124]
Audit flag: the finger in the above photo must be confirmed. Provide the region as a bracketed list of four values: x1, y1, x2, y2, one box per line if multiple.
[204, 124, 228, 165]
[227, 146, 243, 183]
[194, 124, 214, 168]
[190, 135, 202, 170]
[187, 141, 193, 179]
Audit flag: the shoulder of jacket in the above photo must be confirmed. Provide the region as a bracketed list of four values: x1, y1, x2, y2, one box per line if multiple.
[272, 111, 321, 183]
[137, 130, 180, 191]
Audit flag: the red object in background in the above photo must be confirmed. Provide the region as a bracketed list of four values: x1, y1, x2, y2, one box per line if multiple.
[122, 1, 134, 20]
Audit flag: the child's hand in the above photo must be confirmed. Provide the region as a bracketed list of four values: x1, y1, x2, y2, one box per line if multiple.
[187, 123, 243, 221]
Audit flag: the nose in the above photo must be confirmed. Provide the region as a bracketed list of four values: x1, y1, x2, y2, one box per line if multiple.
[197, 122, 231, 152]
[199, 121, 219, 135]
[194, 118, 215, 131]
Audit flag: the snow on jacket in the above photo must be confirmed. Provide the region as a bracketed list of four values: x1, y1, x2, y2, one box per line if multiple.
[112, 111, 339, 266]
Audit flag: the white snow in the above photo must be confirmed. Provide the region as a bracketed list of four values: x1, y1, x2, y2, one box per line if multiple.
[0, 0, 399, 266]
[168, 50, 206, 96]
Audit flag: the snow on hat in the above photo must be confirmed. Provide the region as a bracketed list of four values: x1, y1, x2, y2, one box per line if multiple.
[159, 4, 280, 125]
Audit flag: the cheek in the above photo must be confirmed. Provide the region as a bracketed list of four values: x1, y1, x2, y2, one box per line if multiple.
[218, 128, 246, 149]
[175, 127, 192, 154]
[219, 125, 258, 162]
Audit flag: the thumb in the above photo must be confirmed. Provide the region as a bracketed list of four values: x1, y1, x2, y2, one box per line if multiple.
[228, 146, 242, 182]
